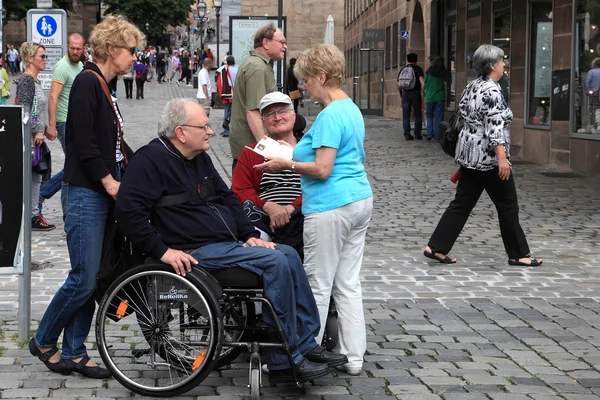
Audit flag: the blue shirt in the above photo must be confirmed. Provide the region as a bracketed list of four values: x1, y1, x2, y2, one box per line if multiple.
[585, 68, 600, 92]
[293, 98, 372, 214]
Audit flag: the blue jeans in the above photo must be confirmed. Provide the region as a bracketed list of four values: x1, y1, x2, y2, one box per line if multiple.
[426, 100, 445, 140]
[402, 92, 422, 138]
[223, 102, 231, 135]
[39, 123, 66, 210]
[34, 184, 111, 359]
[188, 242, 320, 370]
[9, 60, 17, 75]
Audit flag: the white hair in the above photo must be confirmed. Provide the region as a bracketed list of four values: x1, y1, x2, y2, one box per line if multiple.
[472, 44, 504, 77]
[157, 98, 198, 138]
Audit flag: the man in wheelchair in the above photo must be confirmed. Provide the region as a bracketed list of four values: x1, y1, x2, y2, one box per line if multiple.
[114, 98, 347, 383]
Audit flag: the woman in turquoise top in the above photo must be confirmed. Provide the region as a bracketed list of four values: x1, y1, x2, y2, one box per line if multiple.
[255, 44, 373, 376]
[424, 57, 449, 141]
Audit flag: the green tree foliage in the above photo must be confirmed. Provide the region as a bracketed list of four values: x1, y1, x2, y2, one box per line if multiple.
[5, 0, 72, 21]
[102, 0, 195, 38]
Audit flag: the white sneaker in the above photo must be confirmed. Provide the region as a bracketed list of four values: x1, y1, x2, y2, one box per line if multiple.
[335, 363, 362, 376]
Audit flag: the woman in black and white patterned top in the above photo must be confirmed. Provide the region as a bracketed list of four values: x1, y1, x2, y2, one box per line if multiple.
[423, 44, 543, 267]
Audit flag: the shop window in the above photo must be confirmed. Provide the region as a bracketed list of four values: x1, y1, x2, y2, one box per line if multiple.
[385, 26, 391, 69]
[392, 22, 399, 67]
[446, 24, 457, 108]
[446, 0, 457, 109]
[493, 0, 511, 102]
[573, 0, 600, 134]
[526, 0, 553, 127]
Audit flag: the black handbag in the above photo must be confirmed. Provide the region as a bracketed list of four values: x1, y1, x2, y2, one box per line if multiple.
[439, 89, 466, 158]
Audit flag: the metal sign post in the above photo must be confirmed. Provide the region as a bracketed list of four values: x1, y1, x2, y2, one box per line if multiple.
[26, 9, 68, 90]
[0, 106, 31, 342]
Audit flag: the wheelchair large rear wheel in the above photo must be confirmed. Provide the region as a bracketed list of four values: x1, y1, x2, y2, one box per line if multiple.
[96, 265, 222, 397]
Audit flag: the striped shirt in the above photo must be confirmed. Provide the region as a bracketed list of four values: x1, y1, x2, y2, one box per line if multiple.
[111, 96, 125, 163]
[259, 170, 301, 206]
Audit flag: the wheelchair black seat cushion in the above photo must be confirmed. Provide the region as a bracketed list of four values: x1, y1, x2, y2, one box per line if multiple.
[144, 258, 261, 289]
[208, 267, 262, 289]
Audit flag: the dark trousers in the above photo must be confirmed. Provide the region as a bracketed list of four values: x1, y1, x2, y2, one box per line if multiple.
[428, 166, 530, 260]
[402, 91, 422, 138]
[178, 68, 191, 84]
[135, 78, 145, 99]
[123, 79, 133, 99]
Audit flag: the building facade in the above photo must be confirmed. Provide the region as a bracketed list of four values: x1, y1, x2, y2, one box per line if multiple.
[344, 0, 600, 174]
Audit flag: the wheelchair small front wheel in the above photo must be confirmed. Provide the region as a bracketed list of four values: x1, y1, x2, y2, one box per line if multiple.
[96, 264, 222, 397]
[250, 367, 261, 399]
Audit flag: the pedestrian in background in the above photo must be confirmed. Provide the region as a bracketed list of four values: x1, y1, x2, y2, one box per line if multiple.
[134, 57, 148, 99]
[29, 14, 140, 379]
[122, 64, 134, 99]
[1, 63, 9, 104]
[287, 57, 301, 113]
[255, 44, 374, 377]
[398, 53, 425, 140]
[424, 56, 449, 141]
[39, 33, 85, 217]
[170, 50, 180, 82]
[197, 57, 213, 116]
[7, 45, 19, 76]
[16, 42, 55, 232]
[423, 44, 543, 267]
[178, 49, 192, 86]
[217, 55, 237, 137]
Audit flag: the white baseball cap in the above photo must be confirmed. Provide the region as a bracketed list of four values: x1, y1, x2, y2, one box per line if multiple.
[259, 92, 293, 113]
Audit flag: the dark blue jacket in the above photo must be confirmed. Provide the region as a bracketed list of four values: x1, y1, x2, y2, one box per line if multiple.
[115, 138, 259, 260]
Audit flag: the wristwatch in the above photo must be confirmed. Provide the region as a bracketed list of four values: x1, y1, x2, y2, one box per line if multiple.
[291, 160, 297, 172]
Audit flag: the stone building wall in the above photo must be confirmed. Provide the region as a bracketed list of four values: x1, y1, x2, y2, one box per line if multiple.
[241, 0, 345, 59]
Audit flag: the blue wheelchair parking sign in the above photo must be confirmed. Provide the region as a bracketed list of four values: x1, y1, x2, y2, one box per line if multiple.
[36, 15, 57, 38]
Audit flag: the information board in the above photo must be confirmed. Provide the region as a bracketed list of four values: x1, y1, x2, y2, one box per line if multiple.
[0, 107, 25, 269]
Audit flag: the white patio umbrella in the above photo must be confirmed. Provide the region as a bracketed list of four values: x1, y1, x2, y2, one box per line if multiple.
[324, 15, 334, 45]
[584, 12, 590, 51]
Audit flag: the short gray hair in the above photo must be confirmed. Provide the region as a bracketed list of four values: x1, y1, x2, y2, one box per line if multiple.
[157, 98, 198, 138]
[472, 44, 504, 78]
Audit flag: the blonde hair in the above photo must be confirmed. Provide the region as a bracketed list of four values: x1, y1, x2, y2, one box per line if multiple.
[294, 44, 345, 89]
[20, 42, 45, 67]
[89, 15, 145, 63]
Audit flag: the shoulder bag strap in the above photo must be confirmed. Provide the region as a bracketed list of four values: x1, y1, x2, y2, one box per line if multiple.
[83, 69, 129, 165]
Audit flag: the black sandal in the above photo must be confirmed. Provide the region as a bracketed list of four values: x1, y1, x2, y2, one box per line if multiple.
[28, 338, 63, 373]
[424, 249, 456, 264]
[508, 257, 543, 267]
[60, 356, 112, 379]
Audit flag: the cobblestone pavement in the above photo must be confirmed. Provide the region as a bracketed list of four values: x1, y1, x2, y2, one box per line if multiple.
[1, 79, 600, 399]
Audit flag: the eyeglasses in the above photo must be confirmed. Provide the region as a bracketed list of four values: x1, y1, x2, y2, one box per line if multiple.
[182, 123, 212, 132]
[119, 46, 136, 55]
[269, 38, 287, 46]
[39, 54, 48, 60]
[264, 109, 293, 119]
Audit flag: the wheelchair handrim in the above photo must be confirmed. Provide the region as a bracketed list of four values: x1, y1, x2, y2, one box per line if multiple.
[97, 269, 218, 394]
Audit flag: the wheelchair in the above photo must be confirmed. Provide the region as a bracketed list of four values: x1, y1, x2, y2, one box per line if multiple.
[95, 260, 339, 398]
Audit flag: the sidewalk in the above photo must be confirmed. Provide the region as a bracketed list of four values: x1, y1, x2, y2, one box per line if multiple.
[1, 79, 600, 399]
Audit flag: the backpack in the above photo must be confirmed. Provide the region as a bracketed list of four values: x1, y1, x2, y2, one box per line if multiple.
[135, 65, 148, 81]
[397, 65, 416, 90]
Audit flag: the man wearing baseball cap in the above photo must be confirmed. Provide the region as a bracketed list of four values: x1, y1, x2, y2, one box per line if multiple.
[232, 92, 305, 257]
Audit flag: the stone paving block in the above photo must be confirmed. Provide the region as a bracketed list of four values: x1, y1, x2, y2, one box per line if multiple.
[443, 394, 491, 400]
[1, 388, 51, 398]
[395, 395, 441, 400]
[487, 394, 531, 400]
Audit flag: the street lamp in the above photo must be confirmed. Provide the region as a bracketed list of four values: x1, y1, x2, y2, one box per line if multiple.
[214, 0, 223, 66]
[197, 0, 207, 54]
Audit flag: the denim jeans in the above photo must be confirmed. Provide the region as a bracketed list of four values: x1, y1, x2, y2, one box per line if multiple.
[426, 100, 445, 140]
[39, 123, 66, 211]
[223, 102, 231, 135]
[402, 91, 423, 138]
[188, 242, 320, 370]
[9, 60, 17, 75]
[34, 183, 111, 359]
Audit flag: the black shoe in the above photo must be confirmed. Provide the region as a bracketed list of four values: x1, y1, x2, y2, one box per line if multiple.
[32, 215, 55, 231]
[405, 135, 414, 141]
[415, 135, 423, 140]
[305, 345, 348, 367]
[28, 338, 63, 373]
[268, 358, 330, 383]
[60, 357, 112, 379]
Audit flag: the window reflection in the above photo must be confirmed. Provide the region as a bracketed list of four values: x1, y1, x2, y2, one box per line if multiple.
[493, 2, 511, 102]
[574, 0, 600, 134]
[527, 0, 553, 126]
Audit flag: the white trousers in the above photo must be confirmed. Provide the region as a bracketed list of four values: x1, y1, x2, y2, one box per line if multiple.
[303, 196, 373, 367]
